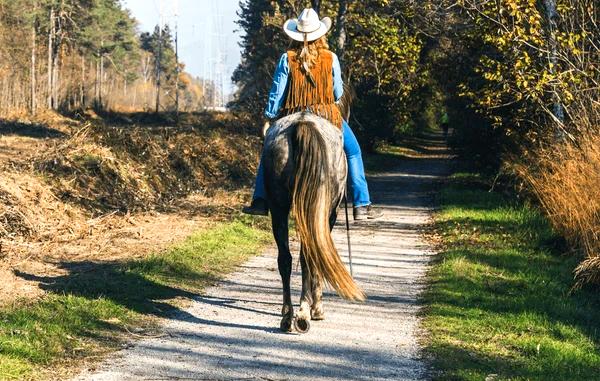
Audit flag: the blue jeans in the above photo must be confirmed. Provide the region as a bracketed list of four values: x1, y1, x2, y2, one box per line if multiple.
[252, 121, 371, 207]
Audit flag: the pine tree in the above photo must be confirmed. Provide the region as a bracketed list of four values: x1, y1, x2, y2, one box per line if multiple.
[140, 25, 177, 85]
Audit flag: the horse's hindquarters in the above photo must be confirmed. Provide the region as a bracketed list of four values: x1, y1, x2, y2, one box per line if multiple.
[263, 113, 346, 198]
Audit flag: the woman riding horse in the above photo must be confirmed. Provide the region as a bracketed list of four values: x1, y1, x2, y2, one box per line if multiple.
[243, 8, 382, 221]
[250, 9, 376, 332]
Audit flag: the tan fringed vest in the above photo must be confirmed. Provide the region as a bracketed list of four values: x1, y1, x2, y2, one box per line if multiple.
[282, 49, 343, 129]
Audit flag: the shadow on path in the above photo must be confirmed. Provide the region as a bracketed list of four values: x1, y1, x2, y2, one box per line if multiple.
[0, 119, 66, 138]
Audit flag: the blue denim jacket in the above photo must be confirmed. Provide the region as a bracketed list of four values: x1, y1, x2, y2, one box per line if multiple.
[264, 52, 344, 119]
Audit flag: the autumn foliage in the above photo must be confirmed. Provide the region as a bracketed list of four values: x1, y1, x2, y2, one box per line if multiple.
[440, 0, 600, 286]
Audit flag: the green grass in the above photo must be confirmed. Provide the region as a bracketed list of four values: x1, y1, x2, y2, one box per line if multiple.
[423, 173, 600, 381]
[0, 217, 271, 380]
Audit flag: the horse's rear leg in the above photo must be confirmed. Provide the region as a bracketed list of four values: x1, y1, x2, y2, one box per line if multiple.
[299, 246, 325, 322]
[310, 275, 325, 320]
[297, 250, 313, 329]
[272, 207, 294, 332]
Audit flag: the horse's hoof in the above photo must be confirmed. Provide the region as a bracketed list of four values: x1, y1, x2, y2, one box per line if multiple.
[293, 317, 310, 333]
[311, 304, 325, 321]
[311, 310, 325, 321]
[280, 316, 293, 332]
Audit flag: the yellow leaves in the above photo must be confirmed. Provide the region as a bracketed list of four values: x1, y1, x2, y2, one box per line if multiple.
[556, 3, 571, 14]
[507, 0, 520, 15]
[484, 71, 503, 82]
[346, 10, 424, 113]
[516, 79, 529, 89]
[556, 31, 587, 57]
[563, 89, 574, 103]
[458, 0, 583, 113]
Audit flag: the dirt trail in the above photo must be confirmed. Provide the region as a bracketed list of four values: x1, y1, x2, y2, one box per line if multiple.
[75, 134, 450, 381]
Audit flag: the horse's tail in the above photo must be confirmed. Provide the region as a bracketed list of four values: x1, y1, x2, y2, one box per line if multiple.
[291, 119, 365, 301]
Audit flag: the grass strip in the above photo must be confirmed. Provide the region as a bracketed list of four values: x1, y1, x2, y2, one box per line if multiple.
[0, 216, 271, 380]
[423, 173, 600, 381]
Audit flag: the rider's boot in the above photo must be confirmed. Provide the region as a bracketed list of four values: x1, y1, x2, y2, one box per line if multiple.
[242, 198, 269, 216]
[353, 205, 383, 221]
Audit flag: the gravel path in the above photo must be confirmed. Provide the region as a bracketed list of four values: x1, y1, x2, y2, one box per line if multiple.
[75, 136, 449, 381]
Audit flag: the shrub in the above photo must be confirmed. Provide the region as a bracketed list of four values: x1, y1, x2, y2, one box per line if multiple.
[514, 128, 600, 288]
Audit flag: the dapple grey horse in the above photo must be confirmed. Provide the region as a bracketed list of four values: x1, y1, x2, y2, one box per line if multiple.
[262, 101, 365, 333]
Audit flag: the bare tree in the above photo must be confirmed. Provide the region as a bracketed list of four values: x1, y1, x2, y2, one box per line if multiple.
[30, 1, 38, 114]
[80, 55, 85, 107]
[155, 28, 162, 113]
[47, 6, 54, 109]
[543, 0, 565, 127]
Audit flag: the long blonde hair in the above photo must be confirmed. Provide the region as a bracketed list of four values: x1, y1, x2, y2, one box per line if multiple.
[291, 35, 330, 85]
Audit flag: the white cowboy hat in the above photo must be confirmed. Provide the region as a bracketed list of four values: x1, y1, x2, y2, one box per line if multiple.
[283, 8, 332, 42]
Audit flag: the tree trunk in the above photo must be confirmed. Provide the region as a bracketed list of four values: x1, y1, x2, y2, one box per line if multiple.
[80, 55, 85, 107]
[52, 45, 59, 109]
[142, 55, 150, 83]
[94, 56, 98, 106]
[99, 50, 104, 108]
[311, 0, 321, 12]
[155, 28, 162, 113]
[47, 7, 54, 109]
[175, 24, 179, 117]
[30, 10, 37, 114]
[543, 0, 564, 127]
[335, 0, 349, 64]
[132, 87, 137, 109]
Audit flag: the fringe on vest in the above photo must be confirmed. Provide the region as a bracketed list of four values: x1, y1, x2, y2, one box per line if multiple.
[282, 50, 343, 129]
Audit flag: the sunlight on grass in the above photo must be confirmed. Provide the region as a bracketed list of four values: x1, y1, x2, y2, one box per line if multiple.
[0, 217, 271, 380]
[131, 217, 271, 290]
[0, 295, 132, 380]
[423, 173, 600, 381]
